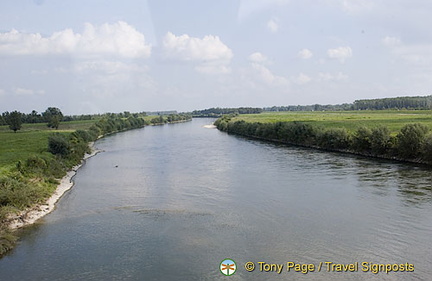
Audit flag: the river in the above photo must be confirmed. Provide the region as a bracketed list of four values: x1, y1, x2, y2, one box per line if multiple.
[0, 118, 431, 280]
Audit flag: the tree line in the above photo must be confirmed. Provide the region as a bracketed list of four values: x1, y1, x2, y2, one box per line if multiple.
[353, 95, 432, 110]
[192, 107, 263, 117]
[215, 115, 432, 164]
[265, 95, 432, 112]
[1, 107, 64, 132]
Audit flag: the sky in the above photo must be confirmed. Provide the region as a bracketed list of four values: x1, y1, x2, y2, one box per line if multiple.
[1, 0, 432, 114]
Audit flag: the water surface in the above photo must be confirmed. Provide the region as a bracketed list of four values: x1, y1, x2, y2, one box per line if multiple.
[1, 118, 431, 280]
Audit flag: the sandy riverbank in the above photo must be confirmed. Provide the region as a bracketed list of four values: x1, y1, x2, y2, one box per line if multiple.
[7, 142, 103, 229]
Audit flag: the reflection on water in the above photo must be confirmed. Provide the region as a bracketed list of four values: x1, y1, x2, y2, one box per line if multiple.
[0, 118, 431, 281]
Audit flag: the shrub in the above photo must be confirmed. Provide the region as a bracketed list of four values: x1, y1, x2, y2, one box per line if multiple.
[370, 126, 393, 155]
[352, 126, 373, 152]
[397, 123, 429, 158]
[317, 128, 351, 150]
[48, 133, 70, 156]
[71, 130, 92, 142]
[421, 134, 432, 162]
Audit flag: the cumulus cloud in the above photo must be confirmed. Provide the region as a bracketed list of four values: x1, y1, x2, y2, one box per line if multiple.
[162, 32, 233, 74]
[0, 21, 151, 59]
[248, 52, 269, 64]
[267, 18, 279, 33]
[298, 49, 313, 59]
[327, 46, 352, 63]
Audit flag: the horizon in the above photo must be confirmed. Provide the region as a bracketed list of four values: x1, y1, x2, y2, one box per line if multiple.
[1, 1, 432, 115]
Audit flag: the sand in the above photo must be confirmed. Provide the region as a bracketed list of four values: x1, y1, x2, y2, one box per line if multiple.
[203, 124, 216, 129]
[7, 143, 102, 229]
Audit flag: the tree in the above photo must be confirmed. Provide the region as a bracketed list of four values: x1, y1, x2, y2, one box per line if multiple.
[43, 107, 63, 129]
[5, 111, 23, 132]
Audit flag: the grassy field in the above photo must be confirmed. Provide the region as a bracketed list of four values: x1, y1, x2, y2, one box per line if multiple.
[0, 120, 96, 172]
[232, 110, 432, 134]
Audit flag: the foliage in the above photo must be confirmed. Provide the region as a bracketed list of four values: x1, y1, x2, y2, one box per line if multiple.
[354, 95, 432, 110]
[43, 107, 64, 129]
[48, 133, 70, 156]
[5, 111, 23, 132]
[396, 123, 430, 158]
[370, 126, 393, 155]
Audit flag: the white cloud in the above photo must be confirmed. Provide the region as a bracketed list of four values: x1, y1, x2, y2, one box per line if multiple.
[267, 18, 279, 33]
[327, 46, 352, 63]
[251, 63, 288, 86]
[0, 21, 151, 59]
[0, 89, 5, 96]
[162, 32, 233, 74]
[382, 36, 401, 48]
[318, 72, 349, 81]
[248, 52, 269, 64]
[298, 49, 313, 59]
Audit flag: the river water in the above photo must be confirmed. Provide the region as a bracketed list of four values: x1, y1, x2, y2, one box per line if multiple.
[0, 118, 431, 280]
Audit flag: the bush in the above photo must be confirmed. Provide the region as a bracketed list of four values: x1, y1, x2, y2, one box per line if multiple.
[48, 133, 70, 156]
[370, 126, 393, 155]
[397, 123, 429, 158]
[352, 126, 373, 152]
[71, 130, 92, 142]
[317, 128, 351, 150]
[421, 134, 432, 162]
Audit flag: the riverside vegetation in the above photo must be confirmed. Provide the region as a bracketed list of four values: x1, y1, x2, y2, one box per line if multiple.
[0, 111, 191, 256]
[215, 111, 432, 165]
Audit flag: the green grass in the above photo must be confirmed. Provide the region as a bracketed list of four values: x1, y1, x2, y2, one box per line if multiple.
[233, 110, 432, 134]
[0, 120, 96, 172]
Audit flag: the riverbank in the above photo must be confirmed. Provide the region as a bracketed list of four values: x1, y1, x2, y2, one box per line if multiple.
[214, 112, 432, 166]
[5, 143, 102, 229]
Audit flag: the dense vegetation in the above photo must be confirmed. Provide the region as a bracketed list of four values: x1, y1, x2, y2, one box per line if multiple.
[264, 95, 432, 112]
[353, 95, 432, 110]
[0, 111, 191, 256]
[192, 107, 263, 117]
[215, 111, 432, 165]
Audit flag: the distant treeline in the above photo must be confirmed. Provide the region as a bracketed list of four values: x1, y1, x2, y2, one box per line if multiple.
[192, 107, 263, 117]
[353, 95, 432, 110]
[265, 95, 432, 112]
[0, 110, 150, 126]
[146, 110, 178, 116]
[215, 115, 432, 165]
[264, 104, 353, 112]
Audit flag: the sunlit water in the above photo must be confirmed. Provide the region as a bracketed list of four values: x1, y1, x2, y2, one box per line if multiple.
[1, 118, 431, 280]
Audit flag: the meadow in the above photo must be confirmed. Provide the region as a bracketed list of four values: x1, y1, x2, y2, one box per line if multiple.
[0, 120, 96, 172]
[231, 110, 432, 134]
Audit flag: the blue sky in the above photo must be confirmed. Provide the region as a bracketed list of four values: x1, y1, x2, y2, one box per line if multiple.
[1, 0, 432, 114]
